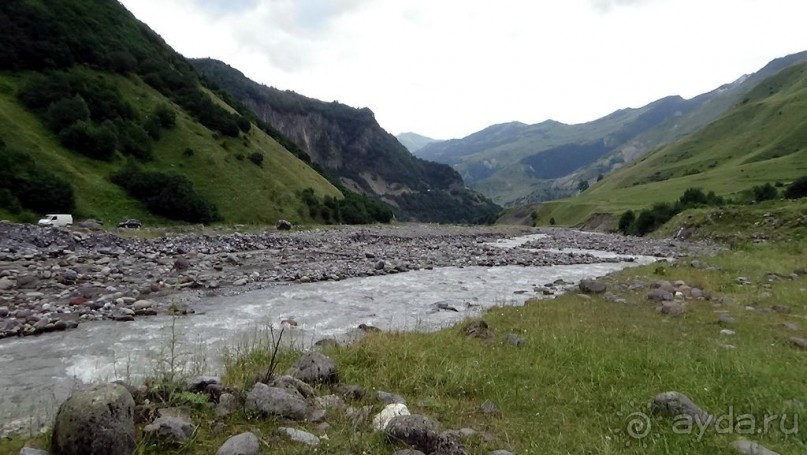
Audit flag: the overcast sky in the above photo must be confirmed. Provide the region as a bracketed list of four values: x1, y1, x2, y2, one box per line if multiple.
[120, 0, 807, 139]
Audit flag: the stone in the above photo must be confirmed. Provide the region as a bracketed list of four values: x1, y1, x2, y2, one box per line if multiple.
[731, 440, 781, 455]
[432, 431, 469, 455]
[659, 301, 686, 316]
[578, 278, 606, 294]
[505, 333, 525, 347]
[480, 399, 501, 416]
[393, 450, 425, 455]
[651, 391, 712, 424]
[142, 415, 196, 444]
[490, 451, 515, 455]
[18, 449, 48, 455]
[378, 391, 407, 405]
[51, 383, 136, 455]
[0, 277, 14, 290]
[173, 258, 190, 271]
[717, 313, 735, 325]
[0, 306, 8, 317]
[216, 432, 260, 455]
[216, 393, 240, 417]
[335, 383, 366, 401]
[375, 260, 386, 270]
[279, 427, 319, 446]
[373, 403, 411, 431]
[187, 375, 220, 392]
[315, 394, 346, 410]
[285, 352, 338, 384]
[346, 405, 373, 427]
[233, 278, 248, 286]
[385, 414, 441, 453]
[788, 337, 807, 350]
[131, 300, 153, 311]
[276, 220, 293, 230]
[720, 329, 736, 336]
[269, 375, 316, 398]
[461, 320, 494, 339]
[245, 383, 309, 420]
[771, 304, 790, 314]
[648, 289, 673, 301]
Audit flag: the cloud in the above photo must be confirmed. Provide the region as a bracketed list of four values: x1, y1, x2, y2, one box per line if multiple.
[195, 0, 258, 15]
[590, 0, 656, 13]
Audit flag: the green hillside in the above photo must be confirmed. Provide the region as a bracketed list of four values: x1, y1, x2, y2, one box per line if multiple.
[0, 0, 341, 225]
[532, 61, 807, 227]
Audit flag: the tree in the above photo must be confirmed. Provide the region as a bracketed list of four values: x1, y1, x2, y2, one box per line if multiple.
[752, 183, 778, 201]
[618, 210, 635, 235]
[46, 95, 90, 131]
[785, 176, 807, 199]
[577, 180, 589, 192]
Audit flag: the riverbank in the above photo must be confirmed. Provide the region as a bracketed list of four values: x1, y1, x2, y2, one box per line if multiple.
[4, 233, 805, 454]
[0, 223, 705, 340]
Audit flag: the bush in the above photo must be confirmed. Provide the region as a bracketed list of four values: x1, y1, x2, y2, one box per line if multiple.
[248, 151, 263, 166]
[618, 210, 635, 235]
[785, 176, 807, 199]
[153, 104, 176, 128]
[0, 138, 75, 214]
[58, 120, 117, 160]
[46, 95, 90, 131]
[117, 123, 153, 160]
[111, 163, 218, 223]
[752, 183, 779, 202]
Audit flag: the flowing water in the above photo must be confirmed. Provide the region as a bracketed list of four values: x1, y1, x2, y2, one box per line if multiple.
[0, 235, 657, 436]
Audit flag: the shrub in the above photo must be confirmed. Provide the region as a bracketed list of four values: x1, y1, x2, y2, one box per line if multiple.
[0, 139, 75, 214]
[46, 95, 90, 131]
[785, 176, 807, 199]
[618, 210, 635, 235]
[549, 217, 556, 225]
[752, 183, 779, 201]
[153, 104, 176, 128]
[111, 163, 219, 223]
[118, 123, 153, 160]
[248, 151, 263, 166]
[58, 120, 117, 160]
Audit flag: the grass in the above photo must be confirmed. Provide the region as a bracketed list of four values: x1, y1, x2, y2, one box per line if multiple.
[533, 63, 807, 227]
[0, 71, 341, 226]
[7, 237, 805, 454]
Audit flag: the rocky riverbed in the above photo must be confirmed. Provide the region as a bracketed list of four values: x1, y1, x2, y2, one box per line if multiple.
[0, 222, 710, 339]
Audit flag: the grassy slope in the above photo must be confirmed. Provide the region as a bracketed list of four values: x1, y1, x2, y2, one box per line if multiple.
[0, 72, 341, 225]
[533, 62, 807, 227]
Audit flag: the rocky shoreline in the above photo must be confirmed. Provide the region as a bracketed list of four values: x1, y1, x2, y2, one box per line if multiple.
[0, 222, 709, 339]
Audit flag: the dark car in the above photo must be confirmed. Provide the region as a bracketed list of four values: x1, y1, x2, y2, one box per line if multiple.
[117, 219, 142, 228]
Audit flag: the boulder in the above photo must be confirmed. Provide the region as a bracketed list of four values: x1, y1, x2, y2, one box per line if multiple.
[216, 393, 240, 417]
[648, 289, 673, 301]
[276, 220, 293, 231]
[51, 383, 136, 455]
[279, 427, 319, 446]
[659, 301, 686, 316]
[651, 391, 712, 424]
[505, 333, 525, 347]
[373, 403, 411, 431]
[731, 440, 780, 455]
[246, 383, 309, 420]
[789, 337, 807, 350]
[142, 415, 195, 444]
[393, 450, 425, 455]
[385, 414, 441, 453]
[432, 431, 469, 455]
[578, 279, 606, 294]
[269, 374, 316, 398]
[216, 432, 260, 455]
[378, 390, 407, 405]
[285, 352, 338, 384]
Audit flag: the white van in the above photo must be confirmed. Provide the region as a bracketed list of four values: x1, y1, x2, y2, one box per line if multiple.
[37, 214, 73, 227]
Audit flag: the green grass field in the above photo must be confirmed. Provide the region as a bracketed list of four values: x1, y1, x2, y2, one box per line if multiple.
[532, 63, 807, 228]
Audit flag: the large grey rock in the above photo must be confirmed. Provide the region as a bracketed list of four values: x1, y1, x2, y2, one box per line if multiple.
[0, 277, 14, 290]
[432, 431, 469, 455]
[648, 289, 674, 301]
[393, 450, 425, 455]
[143, 415, 195, 444]
[216, 432, 260, 455]
[246, 383, 309, 420]
[286, 352, 338, 384]
[18, 449, 48, 455]
[578, 279, 606, 294]
[50, 383, 136, 455]
[732, 440, 780, 455]
[373, 403, 410, 431]
[385, 414, 441, 453]
[216, 393, 240, 417]
[378, 390, 407, 405]
[651, 391, 712, 424]
[270, 374, 316, 398]
[279, 427, 319, 446]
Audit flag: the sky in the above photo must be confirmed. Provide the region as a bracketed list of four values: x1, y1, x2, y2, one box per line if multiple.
[119, 0, 807, 139]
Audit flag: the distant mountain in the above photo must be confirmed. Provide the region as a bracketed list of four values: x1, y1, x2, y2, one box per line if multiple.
[0, 0, 343, 225]
[192, 58, 501, 223]
[396, 132, 442, 153]
[532, 60, 807, 227]
[417, 51, 807, 206]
